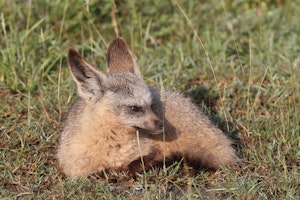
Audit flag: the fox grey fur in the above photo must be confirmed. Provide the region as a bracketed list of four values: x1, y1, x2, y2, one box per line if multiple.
[57, 38, 240, 178]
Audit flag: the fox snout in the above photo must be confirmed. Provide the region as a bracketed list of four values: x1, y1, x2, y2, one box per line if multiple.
[156, 119, 163, 129]
[147, 118, 163, 132]
[146, 109, 163, 134]
[134, 110, 163, 135]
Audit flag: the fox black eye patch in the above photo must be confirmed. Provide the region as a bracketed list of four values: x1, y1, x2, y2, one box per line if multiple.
[127, 105, 143, 113]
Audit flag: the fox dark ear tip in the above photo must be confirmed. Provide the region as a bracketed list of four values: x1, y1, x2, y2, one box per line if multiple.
[111, 37, 126, 44]
[114, 37, 124, 40]
[68, 47, 76, 54]
[68, 48, 81, 58]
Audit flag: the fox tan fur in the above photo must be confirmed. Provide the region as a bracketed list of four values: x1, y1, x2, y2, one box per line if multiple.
[57, 38, 240, 178]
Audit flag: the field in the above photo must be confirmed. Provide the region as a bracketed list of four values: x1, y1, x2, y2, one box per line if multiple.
[0, 0, 299, 199]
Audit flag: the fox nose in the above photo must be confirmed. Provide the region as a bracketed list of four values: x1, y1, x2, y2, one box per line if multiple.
[156, 120, 163, 129]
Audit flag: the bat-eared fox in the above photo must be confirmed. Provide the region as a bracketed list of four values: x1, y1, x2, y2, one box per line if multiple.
[57, 38, 240, 178]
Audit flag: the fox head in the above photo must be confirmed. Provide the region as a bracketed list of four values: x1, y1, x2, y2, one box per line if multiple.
[67, 38, 163, 134]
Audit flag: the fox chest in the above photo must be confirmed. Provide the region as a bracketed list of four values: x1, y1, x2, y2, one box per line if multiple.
[89, 130, 153, 167]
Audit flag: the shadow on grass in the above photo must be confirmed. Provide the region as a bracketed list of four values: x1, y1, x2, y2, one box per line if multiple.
[184, 79, 243, 153]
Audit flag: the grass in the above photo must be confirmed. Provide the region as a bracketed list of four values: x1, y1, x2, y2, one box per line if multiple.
[0, 0, 299, 199]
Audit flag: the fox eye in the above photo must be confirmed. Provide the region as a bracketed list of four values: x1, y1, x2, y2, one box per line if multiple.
[128, 105, 143, 113]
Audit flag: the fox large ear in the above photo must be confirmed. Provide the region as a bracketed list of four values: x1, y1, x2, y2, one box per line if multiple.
[106, 37, 141, 75]
[68, 48, 107, 101]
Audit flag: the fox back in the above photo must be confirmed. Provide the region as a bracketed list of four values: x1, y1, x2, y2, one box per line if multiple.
[57, 38, 240, 178]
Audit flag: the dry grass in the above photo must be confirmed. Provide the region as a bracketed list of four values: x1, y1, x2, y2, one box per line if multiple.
[1, 0, 299, 199]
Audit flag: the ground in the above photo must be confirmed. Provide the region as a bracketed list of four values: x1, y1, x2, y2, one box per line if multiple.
[0, 0, 299, 199]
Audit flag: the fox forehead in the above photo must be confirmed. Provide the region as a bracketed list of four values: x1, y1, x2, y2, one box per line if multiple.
[105, 73, 152, 106]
